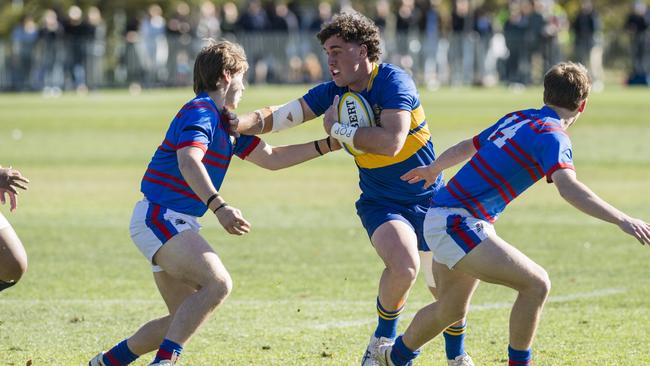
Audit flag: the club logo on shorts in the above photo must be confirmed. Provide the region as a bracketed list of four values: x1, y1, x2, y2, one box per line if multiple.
[475, 222, 483, 232]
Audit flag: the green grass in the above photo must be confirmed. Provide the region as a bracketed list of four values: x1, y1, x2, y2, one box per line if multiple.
[0, 85, 649, 365]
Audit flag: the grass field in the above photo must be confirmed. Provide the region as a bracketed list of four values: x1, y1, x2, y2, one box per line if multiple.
[0, 85, 649, 365]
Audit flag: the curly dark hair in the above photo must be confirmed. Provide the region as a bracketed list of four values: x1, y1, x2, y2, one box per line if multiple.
[317, 12, 382, 63]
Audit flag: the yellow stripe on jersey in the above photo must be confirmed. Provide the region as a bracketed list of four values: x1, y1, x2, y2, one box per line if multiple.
[355, 105, 430, 169]
[367, 63, 379, 90]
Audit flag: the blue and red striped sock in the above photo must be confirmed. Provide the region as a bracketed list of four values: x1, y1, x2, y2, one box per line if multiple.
[151, 338, 183, 365]
[508, 345, 532, 366]
[102, 339, 138, 366]
[374, 297, 404, 339]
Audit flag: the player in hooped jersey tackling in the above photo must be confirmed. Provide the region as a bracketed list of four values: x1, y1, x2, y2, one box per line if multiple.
[373, 62, 650, 366]
[89, 40, 341, 366]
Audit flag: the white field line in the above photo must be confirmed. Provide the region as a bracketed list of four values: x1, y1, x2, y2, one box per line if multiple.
[308, 287, 627, 330]
[0, 288, 626, 331]
[0, 288, 625, 308]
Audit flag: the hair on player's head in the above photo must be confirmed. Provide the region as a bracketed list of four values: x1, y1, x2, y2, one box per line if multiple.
[317, 12, 382, 63]
[193, 39, 248, 94]
[543, 62, 591, 111]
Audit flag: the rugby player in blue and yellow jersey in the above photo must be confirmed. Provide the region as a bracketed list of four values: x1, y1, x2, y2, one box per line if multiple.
[374, 62, 650, 366]
[235, 12, 473, 366]
[89, 39, 341, 366]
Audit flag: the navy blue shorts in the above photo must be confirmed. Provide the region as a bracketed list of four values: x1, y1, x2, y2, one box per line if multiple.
[356, 198, 430, 252]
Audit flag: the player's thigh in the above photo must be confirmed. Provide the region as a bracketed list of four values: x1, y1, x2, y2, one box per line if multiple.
[0, 218, 27, 280]
[371, 220, 420, 270]
[154, 270, 198, 314]
[455, 233, 548, 291]
[419, 250, 437, 295]
[153, 230, 231, 290]
[432, 260, 479, 310]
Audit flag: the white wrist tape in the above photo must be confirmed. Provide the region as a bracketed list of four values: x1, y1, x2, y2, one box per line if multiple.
[271, 99, 304, 132]
[330, 122, 358, 148]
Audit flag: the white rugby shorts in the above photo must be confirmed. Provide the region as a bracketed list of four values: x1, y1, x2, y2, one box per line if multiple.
[423, 207, 495, 269]
[0, 212, 9, 230]
[129, 198, 201, 272]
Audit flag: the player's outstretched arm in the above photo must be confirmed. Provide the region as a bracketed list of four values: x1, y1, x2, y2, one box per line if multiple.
[244, 137, 341, 171]
[401, 138, 476, 188]
[235, 99, 318, 135]
[552, 168, 650, 245]
[0, 166, 29, 212]
[177, 147, 251, 235]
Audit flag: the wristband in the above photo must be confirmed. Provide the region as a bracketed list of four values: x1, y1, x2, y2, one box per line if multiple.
[206, 193, 219, 209]
[325, 136, 332, 152]
[314, 140, 324, 155]
[330, 122, 357, 148]
[213, 202, 228, 213]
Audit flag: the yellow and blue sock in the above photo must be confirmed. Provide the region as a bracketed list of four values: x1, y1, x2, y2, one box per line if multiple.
[389, 335, 420, 366]
[374, 297, 404, 339]
[151, 338, 183, 365]
[102, 339, 138, 366]
[442, 322, 467, 360]
[508, 345, 532, 366]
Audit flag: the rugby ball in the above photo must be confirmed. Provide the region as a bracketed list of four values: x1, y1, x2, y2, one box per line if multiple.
[337, 91, 375, 156]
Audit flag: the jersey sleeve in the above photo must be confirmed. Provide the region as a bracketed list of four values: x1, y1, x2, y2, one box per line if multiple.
[233, 134, 262, 159]
[302, 82, 338, 117]
[536, 132, 575, 183]
[377, 70, 418, 111]
[177, 110, 214, 152]
[472, 122, 501, 150]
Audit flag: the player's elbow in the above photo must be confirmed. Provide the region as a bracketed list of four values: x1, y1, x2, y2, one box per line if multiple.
[263, 161, 283, 171]
[257, 155, 283, 171]
[383, 139, 405, 156]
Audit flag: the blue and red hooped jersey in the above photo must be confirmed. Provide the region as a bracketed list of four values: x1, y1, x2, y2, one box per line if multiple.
[432, 106, 574, 222]
[141, 92, 260, 217]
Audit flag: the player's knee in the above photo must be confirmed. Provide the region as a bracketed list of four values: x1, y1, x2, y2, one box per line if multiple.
[522, 268, 551, 303]
[204, 272, 233, 308]
[438, 301, 468, 324]
[388, 262, 419, 284]
[1, 254, 28, 283]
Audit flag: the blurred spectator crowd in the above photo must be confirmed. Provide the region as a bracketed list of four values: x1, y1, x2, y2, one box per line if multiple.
[2, 0, 650, 94]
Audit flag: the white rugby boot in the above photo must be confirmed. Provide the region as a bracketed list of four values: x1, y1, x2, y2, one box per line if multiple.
[88, 353, 106, 366]
[361, 335, 394, 366]
[374, 344, 399, 366]
[448, 354, 475, 366]
[149, 361, 173, 366]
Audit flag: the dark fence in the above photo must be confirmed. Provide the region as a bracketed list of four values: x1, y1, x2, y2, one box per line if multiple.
[0, 29, 647, 92]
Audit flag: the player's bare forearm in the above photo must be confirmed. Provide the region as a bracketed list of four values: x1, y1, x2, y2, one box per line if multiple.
[553, 169, 627, 225]
[246, 138, 339, 170]
[177, 147, 224, 206]
[239, 99, 318, 135]
[400, 139, 474, 188]
[435, 138, 477, 171]
[237, 107, 272, 135]
[351, 109, 410, 156]
[554, 169, 650, 244]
